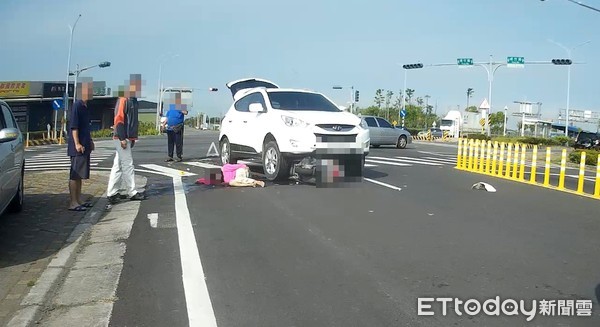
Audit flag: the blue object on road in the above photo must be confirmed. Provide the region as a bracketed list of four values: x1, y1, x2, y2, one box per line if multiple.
[52, 99, 63, 110]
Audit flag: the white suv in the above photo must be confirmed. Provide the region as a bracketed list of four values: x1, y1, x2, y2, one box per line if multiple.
[219, 78, 370, 181]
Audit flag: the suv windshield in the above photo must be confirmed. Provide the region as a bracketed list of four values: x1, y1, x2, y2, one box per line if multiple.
[267, 91, 341, 112]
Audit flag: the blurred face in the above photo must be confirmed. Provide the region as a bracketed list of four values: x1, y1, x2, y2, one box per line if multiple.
[128, 74, 142, 98]
[80, 81, 93, 101]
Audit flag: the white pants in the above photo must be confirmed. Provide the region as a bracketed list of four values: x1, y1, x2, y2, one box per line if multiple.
[107, 140, 137, 197]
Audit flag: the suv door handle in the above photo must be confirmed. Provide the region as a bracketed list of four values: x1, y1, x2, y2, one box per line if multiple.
[228, 120, 232, 123]
[243, 120, 247, 123]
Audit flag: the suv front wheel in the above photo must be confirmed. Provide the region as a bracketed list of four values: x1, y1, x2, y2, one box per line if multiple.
[263, 140, 289, 181]
[219, 137, 237, 165]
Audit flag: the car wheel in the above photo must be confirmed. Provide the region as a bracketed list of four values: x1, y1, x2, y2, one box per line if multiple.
[8, 167, 24, 213]
[219, 137, 237, 165]
[396, 135, 407, 149]
[263, 140, 289, 181]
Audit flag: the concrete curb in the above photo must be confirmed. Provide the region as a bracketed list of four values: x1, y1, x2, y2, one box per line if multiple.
[7, 194, 109, 327]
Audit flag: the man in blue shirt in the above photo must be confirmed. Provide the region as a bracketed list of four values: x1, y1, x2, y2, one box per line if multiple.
[67, 79, 95, 211]
[164, 93, 188, 162]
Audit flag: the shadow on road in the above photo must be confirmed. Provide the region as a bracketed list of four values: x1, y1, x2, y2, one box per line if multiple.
[0, 192, 96, 269]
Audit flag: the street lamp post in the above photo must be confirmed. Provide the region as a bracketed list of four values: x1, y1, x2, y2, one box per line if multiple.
[63, 14, 82, 139]
[402, 69, 407, 128]
[424, 95, 431, 127]
[540, 0, 600, 13]
[71, 61, 111, 103]
[503, 106, 508, 136]
[548, 39, 591, 137]
[476, 55, 505, 137]
[156, 54, 180, 130]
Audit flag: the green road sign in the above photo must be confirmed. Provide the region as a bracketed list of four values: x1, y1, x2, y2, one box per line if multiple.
[457, 58, 473, 66]
[507, 56, 525, 67]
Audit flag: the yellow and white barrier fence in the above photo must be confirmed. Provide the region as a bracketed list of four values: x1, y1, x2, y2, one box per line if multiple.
[456, 139, 600, 200]
[413, 131, 452, 142]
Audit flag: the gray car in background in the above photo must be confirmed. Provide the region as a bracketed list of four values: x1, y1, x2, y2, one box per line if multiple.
[0, 100, 24, 216]
[360, 115, 412, 149]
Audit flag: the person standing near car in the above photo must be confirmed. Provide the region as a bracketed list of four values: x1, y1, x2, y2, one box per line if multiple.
[164, 92, 188, 162]
[68, 78, 95, 211]
[106, 74, 146, 204]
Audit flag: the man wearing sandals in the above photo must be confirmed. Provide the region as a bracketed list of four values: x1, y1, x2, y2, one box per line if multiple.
[67, 78, 95, 211]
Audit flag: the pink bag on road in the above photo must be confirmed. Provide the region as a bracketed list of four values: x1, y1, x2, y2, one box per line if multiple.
[221, 164, 248, 183]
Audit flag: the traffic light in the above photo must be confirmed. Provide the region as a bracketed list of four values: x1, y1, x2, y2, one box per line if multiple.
[402, 63, 424, 69]
[551, 59, 572, 65]
[354, 90, 359, 102]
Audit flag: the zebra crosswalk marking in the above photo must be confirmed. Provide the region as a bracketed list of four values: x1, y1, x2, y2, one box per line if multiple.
[25, 149, 115, 172]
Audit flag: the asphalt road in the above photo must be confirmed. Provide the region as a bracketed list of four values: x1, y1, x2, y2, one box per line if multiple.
[75, 129, 600, 326]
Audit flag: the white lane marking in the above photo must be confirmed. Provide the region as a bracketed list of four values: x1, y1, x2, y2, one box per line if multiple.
[172, 176, 218, 327]
[417, 150, 457, 157]
[393, 156, 446, 166]
[139, 164, 197, 177]
[364, 178, 403, 191]
[184, 162, 222, 169]
[420, 156, 457, 163]
[370, 156, 442, 166]
[364, 163, 378, 167]
[365, 159, 411, 167]
[147, 213, 158, 228]
[25, 163, 99, 169]
[26, 156, 111, 160]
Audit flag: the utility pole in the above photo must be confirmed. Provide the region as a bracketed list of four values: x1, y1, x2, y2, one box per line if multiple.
[466, 88, 473, 111]
[548, 39, 591, 137]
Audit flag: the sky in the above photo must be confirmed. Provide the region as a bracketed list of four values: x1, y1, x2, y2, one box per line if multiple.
[1, 0, 600, 131]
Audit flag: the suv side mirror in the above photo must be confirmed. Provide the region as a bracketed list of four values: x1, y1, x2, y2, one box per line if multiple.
[0, 128, 20, 143]
[249, 103, 265, 113]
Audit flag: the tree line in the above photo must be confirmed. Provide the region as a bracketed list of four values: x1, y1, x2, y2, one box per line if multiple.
[355, 89, 439, 129]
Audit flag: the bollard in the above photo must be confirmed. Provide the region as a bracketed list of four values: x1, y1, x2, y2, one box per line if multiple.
[468, 139, 475, 171]
[505, 143, 513, 177]
[485, 140, 492, 174]
[26, 132, 29, 148]
[558, 149, 567, 190]
[498, 142, 505, 176]
[456, 139, 463, 169]
[594, 155, 600, 198]
[473, 140, 480, 171]
[543, 147, 552, 187]
[519, 143, 527, 181]
[479, 140, 486, 173]
[462, 138, 469, 169]
[576, 151, 586, 194]
[491, 141, 498, 175]
[530, 145, 538, 184]
[512, 144, 520, 180]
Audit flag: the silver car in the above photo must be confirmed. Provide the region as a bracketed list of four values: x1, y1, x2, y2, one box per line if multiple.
[0, 100, 24, 215]
[360, 115, 412, 149]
